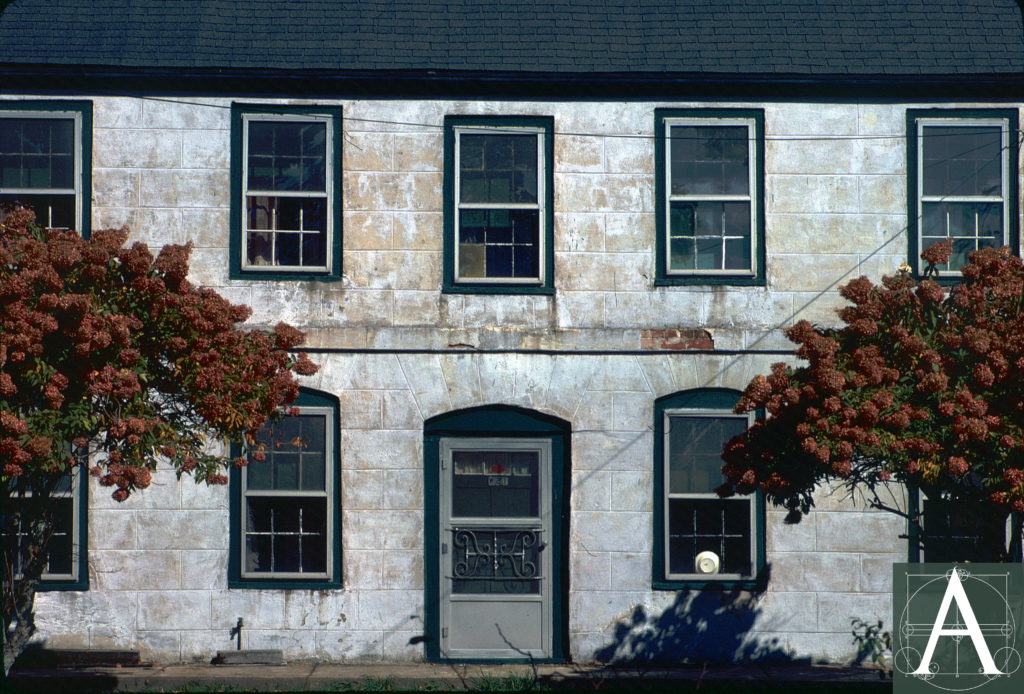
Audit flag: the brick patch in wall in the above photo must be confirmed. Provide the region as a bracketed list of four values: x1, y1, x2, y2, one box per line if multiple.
[640, 328, 713, 351]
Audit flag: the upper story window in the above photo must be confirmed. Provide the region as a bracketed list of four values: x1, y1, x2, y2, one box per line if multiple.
[229, 390, 341, 588]
[653, 389, 764, 589]
[443, 116, 554, 294]
[230, 105, 342, 281]
[0, 101, 92, 236]
[4, 466, 88, 591]
[655, 109, 765, 286]
[908, 109, 1019, 277]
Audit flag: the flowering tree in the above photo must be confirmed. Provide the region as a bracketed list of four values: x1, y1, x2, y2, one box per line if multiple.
[1, 208, 317, 673]
[719, 240, 1024, 562]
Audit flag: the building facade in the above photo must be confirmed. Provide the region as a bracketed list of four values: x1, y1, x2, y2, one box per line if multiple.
[2, 0, 1023, 665]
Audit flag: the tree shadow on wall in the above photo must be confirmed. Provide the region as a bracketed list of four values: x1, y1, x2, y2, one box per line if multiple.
[594, 570, 806, 665]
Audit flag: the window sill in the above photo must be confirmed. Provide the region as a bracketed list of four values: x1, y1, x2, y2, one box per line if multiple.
[229, 269, 342, 282]
[652, 576, 765, 591]
[228, 578, 343, 590]
[443, 283, 555, 295]
[655, 275, 765, 287]
[36, 578, 89, 592]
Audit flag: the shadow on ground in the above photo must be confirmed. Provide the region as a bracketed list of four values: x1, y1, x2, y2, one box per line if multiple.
[594, 570, 806, 665]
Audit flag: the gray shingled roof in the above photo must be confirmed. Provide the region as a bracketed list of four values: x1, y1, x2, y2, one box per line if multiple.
[0, 0, 1022, 76]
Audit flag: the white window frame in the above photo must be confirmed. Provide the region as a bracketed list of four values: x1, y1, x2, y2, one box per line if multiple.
[663, 117, 757, 277]
[453, 125, 546, 285]
[240, 406, 335, 581]
[240, 113, 334, 274]
[916, 116, 1011, 276]
[663, 408, 756, 582]
[0, 108, 83, 231]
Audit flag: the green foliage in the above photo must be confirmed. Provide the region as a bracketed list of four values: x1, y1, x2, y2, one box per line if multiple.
[851, 618, 892, 674]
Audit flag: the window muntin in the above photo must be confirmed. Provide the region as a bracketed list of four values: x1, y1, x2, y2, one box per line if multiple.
[241, 408, 334, 580]
[453, 127, 545, 284]
[241, 115, 332, 273]
[5, 467, 82, 583]
[0, 112, 82, 231]
[663, 409, 755, 581]
[664, 119, 757, 276]
[916, 117, 1011, 274]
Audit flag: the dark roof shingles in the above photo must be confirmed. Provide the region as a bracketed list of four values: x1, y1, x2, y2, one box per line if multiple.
[0, 0, 1021, 75]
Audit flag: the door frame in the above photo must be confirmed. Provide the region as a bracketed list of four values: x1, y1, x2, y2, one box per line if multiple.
[424, 405, 570, 663]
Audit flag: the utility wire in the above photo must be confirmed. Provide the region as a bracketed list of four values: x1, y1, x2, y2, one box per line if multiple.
[130, 95, 1023, 144]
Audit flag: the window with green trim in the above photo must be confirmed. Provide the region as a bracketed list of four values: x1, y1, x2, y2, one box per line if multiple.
[653, 390, 764, 588]
[655, 107, 761, 284]
[0, 101, 92, 236]
[654, 109, 764, 286]
[908, 110, 1019, 277]
[4, 465, 88, 591]
[230, 105, 342, 280]
[443, 116, 554, 293]
[229, 390, 341, 588]
[909, 490, 1021, 563]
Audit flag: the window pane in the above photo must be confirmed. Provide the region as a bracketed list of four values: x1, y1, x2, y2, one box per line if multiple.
[922, 125, 1002, 197]
[246, 231, 273, 266]
[302, 231, 327, 268]
[247, 120, 327, 193]
[922, 500, 1006, 562]
[920, 201, 1004, 272]
[245, 415, 331, 490]
[668, 498, 751, 575]
[244, 196, 328, 269]
[244, 497, 328, 575]
[459, 133, 538, 204]
[668, 415, 748, 493]
[274, 233, 301, 267]
[451, 450, 539, 518]
[0, 193, 75, 230]
[670, 125, 749, 196]
[50, 154, 74, 189]
[457, 209, 540, 280]
[669, 201, 750, 272]
[0, 119, 75, 192]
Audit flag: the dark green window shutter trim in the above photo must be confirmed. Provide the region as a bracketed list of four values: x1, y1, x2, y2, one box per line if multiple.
[652, 388, 767, 591]
[442, 115, 555, 294]
[654, 108, 765, 287]
[228, 388, 343, 589]
[423, 405, 570, 663]
[229, 103, 343, 282]
[906, 108, 1020, 282]
[36, 467, 89, 592]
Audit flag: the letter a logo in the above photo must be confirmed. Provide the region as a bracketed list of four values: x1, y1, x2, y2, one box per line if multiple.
[913, 568, 1002, 675]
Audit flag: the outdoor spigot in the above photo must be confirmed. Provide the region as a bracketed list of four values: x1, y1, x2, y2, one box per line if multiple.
[230, 617, 244, 651]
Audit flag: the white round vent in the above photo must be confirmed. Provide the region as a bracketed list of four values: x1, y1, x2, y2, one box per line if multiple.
[695, 551, 721, 575]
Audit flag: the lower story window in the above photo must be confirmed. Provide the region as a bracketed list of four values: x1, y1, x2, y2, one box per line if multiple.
[231, 391, 341, 587]
[920, 497, 1016, 563]
[4, 466, 85, 588]
[654, 390, 763, 587]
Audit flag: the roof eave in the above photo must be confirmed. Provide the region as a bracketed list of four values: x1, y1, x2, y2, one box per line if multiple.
[3, 63, 1024, 100]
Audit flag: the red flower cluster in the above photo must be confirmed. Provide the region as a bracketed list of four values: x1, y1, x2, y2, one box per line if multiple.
[721, 240, 1024, 537]
[1, 207, 317, 502]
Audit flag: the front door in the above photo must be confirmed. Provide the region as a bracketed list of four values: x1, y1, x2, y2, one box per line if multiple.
[439, 438, 552, 659]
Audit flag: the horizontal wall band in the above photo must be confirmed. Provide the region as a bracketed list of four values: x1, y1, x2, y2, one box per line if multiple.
[289, 347, 796, 356]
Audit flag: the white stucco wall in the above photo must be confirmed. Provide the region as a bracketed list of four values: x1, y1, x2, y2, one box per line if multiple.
[9, 94, 1016, 664]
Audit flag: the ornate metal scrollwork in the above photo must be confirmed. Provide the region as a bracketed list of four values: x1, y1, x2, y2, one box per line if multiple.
[452, 528, 540, 580]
